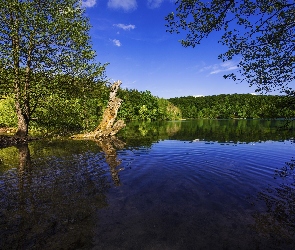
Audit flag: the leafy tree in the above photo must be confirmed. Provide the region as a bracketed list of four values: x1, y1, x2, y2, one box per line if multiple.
[0, 0, 106, 137]
[157, 98, 182, 120]
[166, 0, 295, 94]
[116, 89, 181, 121]
[32, 80, 109, 134]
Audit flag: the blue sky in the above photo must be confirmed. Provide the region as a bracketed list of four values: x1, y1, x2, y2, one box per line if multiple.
[81, 0, 260, 98]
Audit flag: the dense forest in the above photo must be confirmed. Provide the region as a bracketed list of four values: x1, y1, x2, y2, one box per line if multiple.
[2, 90, 295, 135]
[0, 84, 182, 134]
[169, 94, 295, 119]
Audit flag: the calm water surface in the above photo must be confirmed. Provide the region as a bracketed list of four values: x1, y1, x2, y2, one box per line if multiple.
[1, 120, 295, 249]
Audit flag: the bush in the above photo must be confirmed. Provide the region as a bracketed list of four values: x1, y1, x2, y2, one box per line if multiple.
[0, 97, 17, 127]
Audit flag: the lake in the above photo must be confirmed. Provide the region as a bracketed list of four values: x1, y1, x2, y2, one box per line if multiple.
[1, 119, 295, 249]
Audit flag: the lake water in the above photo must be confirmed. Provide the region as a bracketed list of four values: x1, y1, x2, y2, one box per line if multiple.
[1, 119, 295, 249]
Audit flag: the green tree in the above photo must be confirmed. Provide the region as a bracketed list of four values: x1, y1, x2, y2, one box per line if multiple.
[166, 0, 295, 94]
[0, 0, 106, 137]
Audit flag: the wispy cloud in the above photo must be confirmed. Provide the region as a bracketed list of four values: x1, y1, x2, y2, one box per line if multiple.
[114, 23, 136, 31]
[81, 0, 96, 8]
[199, 61, 239, 75]
[108, 0, 137, 11]
[112, 39, 121, 47]
[147, 0, 164, 9]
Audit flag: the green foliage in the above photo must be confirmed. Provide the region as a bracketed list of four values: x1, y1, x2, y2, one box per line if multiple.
[166, 1, 295, 94]
[169, 94, 295, 119]
[30, 82, 109, 134]
[0, 81, 110, 135]
[157, 98, 182, 120]
[0, 0, 107, 136]
[117, 89, 182, 121]
[0, 96, 17, 127]
[0, 83, 181, 135]
[17, 84, 181, 134]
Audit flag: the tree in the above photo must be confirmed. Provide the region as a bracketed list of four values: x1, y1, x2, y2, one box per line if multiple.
[166, 0, 295, 94]
[0, 0, 106, 137]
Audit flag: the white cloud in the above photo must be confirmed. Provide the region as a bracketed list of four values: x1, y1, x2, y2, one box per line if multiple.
[108, 0, 137, 11]
[210, 67, 237, 74]
[81, 0, 96, 8]
[199, 65, 214, 73]
[114, 23, 136, 31]
[147, 0, 164, 8]
[199, 61, 238, 75]
[112, 39, 121, 47]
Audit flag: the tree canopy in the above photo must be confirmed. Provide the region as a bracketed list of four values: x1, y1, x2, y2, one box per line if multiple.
[169, 94, 295, 119]
[166, 0, 295, 94]
[0, 0, 107, 137]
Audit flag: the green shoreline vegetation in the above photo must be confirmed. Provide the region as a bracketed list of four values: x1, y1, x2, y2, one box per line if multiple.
[1, 90, 295, 137]
[169, 94, 295, 120]
[0, 85, 182, 136]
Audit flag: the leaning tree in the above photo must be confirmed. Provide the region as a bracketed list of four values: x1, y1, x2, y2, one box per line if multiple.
[166, 0, 295, 94]
[0, 0, 107, 137]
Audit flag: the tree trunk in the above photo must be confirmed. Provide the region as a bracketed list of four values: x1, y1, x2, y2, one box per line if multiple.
[15, 101, 29, 138]
[94, 80, 125, 137]
[72, 80, 126, 139]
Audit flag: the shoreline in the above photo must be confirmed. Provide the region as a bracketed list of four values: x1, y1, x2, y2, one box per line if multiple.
[0, 135, 37, 149]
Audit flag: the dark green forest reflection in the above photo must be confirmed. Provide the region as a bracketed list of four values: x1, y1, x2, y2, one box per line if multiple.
[0, 142, 111, 249]
[1, 119, 294, 174]
[118, 119, 295, 146]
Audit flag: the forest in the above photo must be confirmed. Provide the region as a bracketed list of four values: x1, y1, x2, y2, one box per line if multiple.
[0, 84, 182, 135]
[2, 89, 295, 136]
[169, 94, 295, 119]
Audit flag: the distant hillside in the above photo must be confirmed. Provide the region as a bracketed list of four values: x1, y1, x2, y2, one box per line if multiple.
[168, 94, 295, 119]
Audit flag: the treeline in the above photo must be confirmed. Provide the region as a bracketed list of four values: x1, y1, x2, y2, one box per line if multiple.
[3, 89, 294, 135]
[117, 89, 181, 121]
[0, 85, 181, 134]
[169, 94, 295, 119]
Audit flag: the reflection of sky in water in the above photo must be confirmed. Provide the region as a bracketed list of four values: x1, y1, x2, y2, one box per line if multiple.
[99, 140, 295, 249]
[0, 126, 295, 249]
[119, 140, 293, 186]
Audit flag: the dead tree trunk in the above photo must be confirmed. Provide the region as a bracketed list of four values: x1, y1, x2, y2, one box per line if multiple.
[72, 80, 125, 139]
[93, 80, 125, 137]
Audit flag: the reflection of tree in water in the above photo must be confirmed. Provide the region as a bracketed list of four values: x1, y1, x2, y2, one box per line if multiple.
[96, 136, 125, 186]
[252, 155, 295, 245]
[0, 143, 110, 250]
